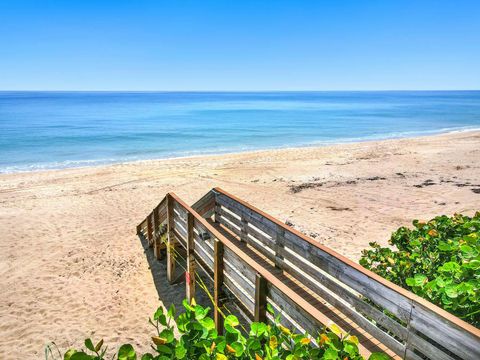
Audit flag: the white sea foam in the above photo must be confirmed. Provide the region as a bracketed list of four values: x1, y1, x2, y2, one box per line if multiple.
[1, 126, 478, 174]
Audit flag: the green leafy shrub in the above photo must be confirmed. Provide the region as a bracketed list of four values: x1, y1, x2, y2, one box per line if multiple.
[360, 212, 480, 327]
[54, 299, 390, 360]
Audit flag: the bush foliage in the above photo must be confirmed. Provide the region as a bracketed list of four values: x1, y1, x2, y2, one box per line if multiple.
[56, 299, 390, 360]
[360, 212, 480, 327]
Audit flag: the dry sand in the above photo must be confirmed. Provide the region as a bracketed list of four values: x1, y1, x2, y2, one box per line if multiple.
[1, 131, 479, 358]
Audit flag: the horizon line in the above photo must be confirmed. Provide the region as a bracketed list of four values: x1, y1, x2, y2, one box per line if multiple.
[1, 89, 480, 93]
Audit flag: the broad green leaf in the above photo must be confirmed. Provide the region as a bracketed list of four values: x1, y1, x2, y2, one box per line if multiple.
[224, 315, 239, 327]
[414, 274, 427, 286]
[118, 344, 136, 360]
[250, 322, 267, 336]
[168, 303, 176, 318]
[175, 345, 187, 359]
[445, 284, 459, 298]
[153, 307, 164, 321]
[230, 341, 244, 356]
[84, 339, 95, 352]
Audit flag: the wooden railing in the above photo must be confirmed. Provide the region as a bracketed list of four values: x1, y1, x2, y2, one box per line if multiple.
[137, 188, 480, 360]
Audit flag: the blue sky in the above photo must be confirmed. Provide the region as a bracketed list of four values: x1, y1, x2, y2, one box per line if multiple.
[0, 0, 479, 91]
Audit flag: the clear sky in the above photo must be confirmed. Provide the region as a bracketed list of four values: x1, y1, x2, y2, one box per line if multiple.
[0, 0, 479, 91]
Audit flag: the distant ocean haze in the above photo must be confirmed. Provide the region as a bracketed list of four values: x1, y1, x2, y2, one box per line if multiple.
[0, 91, 479, 173]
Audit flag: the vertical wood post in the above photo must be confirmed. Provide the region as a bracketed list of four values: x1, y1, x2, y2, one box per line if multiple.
[186, 212, 196, 302]
[146, 213, 153, 247]
[240, 217, 248, 243]
[166, 194, 176, 284]
[403, 301, 415, 360]
[254, 273, 267, 322]
[214, 238, 224, 334]
[214, 203, 222, 223]
[274, 224, 285, 269]
[153, 205, 162, 259]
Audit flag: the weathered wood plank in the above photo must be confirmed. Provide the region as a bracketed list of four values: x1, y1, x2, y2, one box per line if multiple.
[217, 207, 243, 230]
[408, 302, 480, 360]
[186, 212, 195, 303]
[166, 194, 176, 284]
[216, 194, 275, 235]
[216, 214, 242, 238]
[223, 247, 256, 288]
[214, 239, 225, 335]
[276, 255, 408, 351]
[267, 284, 321, 335]
[223, 271, 255, 315]
[157, 197, 168, 224]
[404, 348, 429, 360]
[216, 221, 276, 264]
[223, 259, 255, 294]
[405, 331, 456, 360]
[146, 213, 153, 247]
[174, 218, 187, 239]
[219, 205, 242, 222]
[192, 190, 216, 217]
[268, 283, 375, 358]
[274, 223, 285, 269]
[276, 247, 408, 341]
[255, 273, 267, 322]
[193, 239, 214, 270]
[173, 201, 187, 218]
[280, 230, 412, 322]
[153, 205, 162, 259]
[247, 223, 274, 248]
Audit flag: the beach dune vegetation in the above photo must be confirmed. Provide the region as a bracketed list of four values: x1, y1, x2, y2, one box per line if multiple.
[50, 299, 389, 360]
[360, 212, 480, 327]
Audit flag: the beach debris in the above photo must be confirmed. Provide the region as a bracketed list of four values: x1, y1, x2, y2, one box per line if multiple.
[327, 206, 352, 211]
[365, 176, 386, 181]
[414, 179, 436, 188]
[289, 175, 387, 193]
[288, 181, 322, 193]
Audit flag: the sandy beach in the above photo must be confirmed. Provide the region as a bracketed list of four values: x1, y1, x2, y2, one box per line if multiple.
[1, 130, 479, 358]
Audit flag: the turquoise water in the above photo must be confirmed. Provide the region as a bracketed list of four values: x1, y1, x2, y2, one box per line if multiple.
[1, 91, 479, 173]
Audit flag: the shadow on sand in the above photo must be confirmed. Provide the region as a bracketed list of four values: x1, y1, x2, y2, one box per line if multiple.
[137, 234, 212, 313]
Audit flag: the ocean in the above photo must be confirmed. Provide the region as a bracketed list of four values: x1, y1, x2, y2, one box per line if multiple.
[0, 91, 479, 173]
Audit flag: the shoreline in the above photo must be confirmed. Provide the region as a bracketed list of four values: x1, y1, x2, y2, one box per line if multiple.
[1, 129, 479, 358]
[2, 126, 480, 176]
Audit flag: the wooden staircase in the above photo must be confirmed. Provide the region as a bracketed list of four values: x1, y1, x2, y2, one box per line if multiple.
[137, 188, 480, 360]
